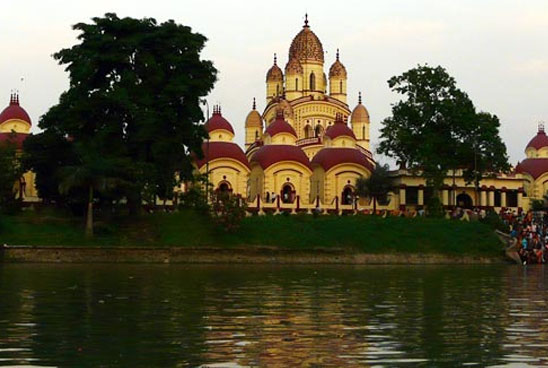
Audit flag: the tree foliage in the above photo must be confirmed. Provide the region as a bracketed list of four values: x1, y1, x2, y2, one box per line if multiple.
[0, 137, 24, 214]
[28, 13, 217, 216]
[378, 65, 509, 193]
[355, 164, 392, 214]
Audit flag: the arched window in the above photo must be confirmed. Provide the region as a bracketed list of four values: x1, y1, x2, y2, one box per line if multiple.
[309, 72, 316, 91]
[295, 78, 299, 91]
[339, 80, 343, 94]
[276, 84, 280, 96]
[315, 125, 323, 137]
[362, 126, 366, 139]
[255, 130, 259, 140]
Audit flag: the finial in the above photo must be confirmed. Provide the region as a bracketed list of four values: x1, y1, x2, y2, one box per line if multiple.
[539, 121, 545, 133]
[358, 91, 362, 104]
[304, 13, 309, 28]
[274, 53, 277, 65]
[15, 90, 19, 105]
[336, 48, 340, 61]
[252, 97, 256, 110]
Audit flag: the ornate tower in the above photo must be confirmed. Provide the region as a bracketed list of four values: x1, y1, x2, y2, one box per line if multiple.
[245, 98, 263, 149]
[351, 92, 371, 150]
[288, 15, 325, 99]
[266, 54, 283, 104]
[284, 57, 304, 101]
[329, 49, 347, 104]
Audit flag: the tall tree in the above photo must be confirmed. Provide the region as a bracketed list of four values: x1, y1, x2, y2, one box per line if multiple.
[37, 13, 217, 214]
[356, 164, 392, 214]
[378, 65, 509, 197]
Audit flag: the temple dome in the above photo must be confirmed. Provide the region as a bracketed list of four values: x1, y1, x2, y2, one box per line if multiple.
[245, 99, 262, 128]
[266, 55, 283, 82]
[251, 144, 311, 170]
[196, 141, 249, 169]
[265, 111, 297, 138]
[515, 159, 548, 179]
[285, 57, 303, 75]
[312, 148, 374, 172]
[351, 93, 370, 124]
[329, 50, 347, 78]
[204, 106, 234, 134]
[0, 94, 31, 126]
[325, 114, 355, 140]
[288, 16, 324, 64]
[526, 126, 548, 151]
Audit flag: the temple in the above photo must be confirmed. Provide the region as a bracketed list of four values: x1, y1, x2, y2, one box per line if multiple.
[1, 16, 545, 213]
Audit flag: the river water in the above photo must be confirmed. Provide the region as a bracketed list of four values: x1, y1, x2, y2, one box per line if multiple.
[0, 264, 547, 367]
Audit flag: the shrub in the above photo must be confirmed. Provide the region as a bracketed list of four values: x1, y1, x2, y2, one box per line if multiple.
[210, 192, 247, 232]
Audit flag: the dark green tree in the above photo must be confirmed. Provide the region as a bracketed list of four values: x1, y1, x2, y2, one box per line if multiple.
[37, 13, 217, 215]
[0, 136, 24, 213]
[355, 164, 392, 214]
[378, 65, 509, 199]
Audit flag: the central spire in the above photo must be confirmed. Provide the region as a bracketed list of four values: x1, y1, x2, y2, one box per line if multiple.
[304, 13, 309, 28]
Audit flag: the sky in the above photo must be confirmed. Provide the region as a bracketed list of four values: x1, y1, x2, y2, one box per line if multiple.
[1, 0, 548, 165]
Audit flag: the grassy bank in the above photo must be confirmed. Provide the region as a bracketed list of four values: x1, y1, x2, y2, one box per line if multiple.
[0, 210, 502, 256]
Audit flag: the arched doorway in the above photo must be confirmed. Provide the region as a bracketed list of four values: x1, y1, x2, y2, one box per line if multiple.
[341, 186, 354, 205]
[281, 183, 295, 204]
[217, 181, 232, 198]
[456, 193, 473, 209]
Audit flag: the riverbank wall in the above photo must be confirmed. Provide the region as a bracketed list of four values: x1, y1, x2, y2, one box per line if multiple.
[0, 245, 505, 264]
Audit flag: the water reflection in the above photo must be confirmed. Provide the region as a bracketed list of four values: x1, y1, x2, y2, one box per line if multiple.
[0, 265, 547, 367]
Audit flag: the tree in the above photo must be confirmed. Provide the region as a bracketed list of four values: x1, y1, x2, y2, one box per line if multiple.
[0, 137, 24, 213]
[37, 13, 217, 215]
[378, 65, 509, 199]
[356, 164, 392, 214]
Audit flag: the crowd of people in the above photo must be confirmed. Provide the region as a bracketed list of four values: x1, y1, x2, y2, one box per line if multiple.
[501, 210, 548, 264]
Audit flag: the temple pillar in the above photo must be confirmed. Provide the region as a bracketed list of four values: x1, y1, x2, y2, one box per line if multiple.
[442, 189, 449, 206]
[488, 189, 495, 208]
[480, 190, 487, 208]
[501, 189, 507, 208]
[518, 188, 524, 210]
[399, 185, 406, 210]
[418, 185, 424, 207]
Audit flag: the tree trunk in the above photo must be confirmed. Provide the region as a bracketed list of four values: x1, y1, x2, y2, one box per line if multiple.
[85, 185, 94, 238]
[373, 197, 377, 215]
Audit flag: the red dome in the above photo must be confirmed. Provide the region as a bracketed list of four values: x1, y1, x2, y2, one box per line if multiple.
[0, 94, 31, 126]
[526, 127, 548, 151]
[312, 147, 374, 172]
[250, 145, 311, 170]
[265, 112, 297, 138]
[195, 141, 249, 169]
[515, 158, 548, 179]
[0, 132, 28, 149]
[324, 115, 355, 140]
[204, 107, 234, 135]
